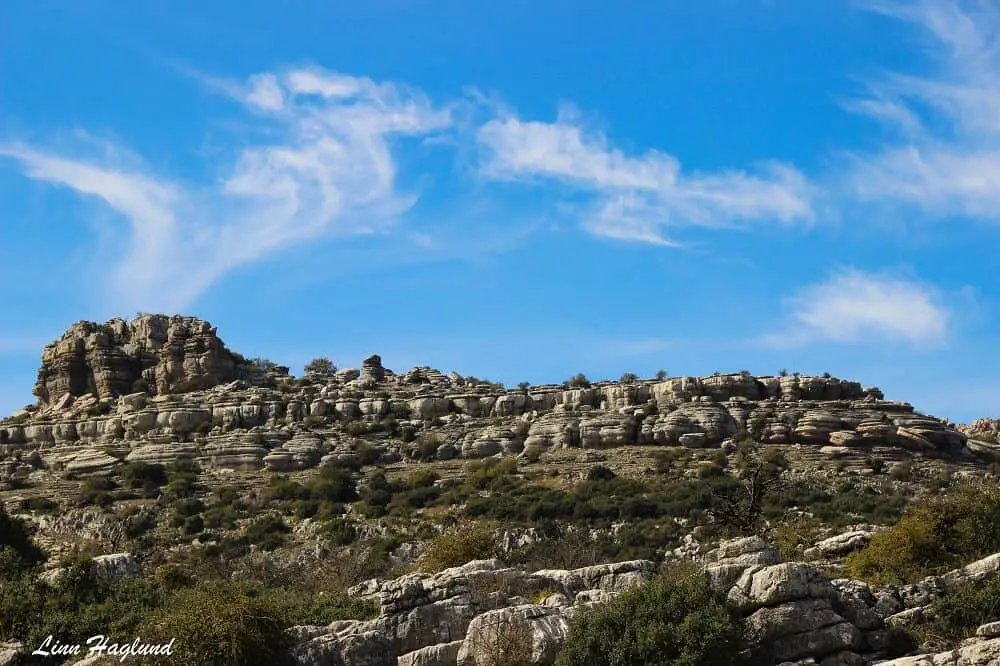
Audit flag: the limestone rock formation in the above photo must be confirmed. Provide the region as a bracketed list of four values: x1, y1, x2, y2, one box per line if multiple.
[0, 315, 980, 480]
[32, 314, 239, 404]
[291, 558, 656, 666]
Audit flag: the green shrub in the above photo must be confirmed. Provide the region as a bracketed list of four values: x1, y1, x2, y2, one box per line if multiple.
[556, 569, 749, 666]
[586, 465, 616, 482]
[416, 434, 441, 461]
[1, 556, 163, 650]
[0, 503, 45, 569]
[889, 460, 914, 481]
[418, 525, 499, 573]
[304, 357, 336, 376]
[140, 581, 292, 666]
[17, 497, 59, 514]
[866, 456, 885, 474]
[243, 515, 289, 551]
[845, 483, 1000, 585]
[163, 460, 200, 500]
[309, 463, 358, 503]
[931, 572, 1000, 641]
[260, 585, 376, 626]
[324, 519, 358, 546]
[120, 461, 168, 489]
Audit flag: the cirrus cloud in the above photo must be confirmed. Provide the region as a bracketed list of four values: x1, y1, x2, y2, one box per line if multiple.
[476, 108, 817, 246]
[845, 0, 1000, 221]
[0, 67, 453, 313]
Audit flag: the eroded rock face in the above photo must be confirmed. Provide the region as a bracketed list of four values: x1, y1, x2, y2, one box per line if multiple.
[0, 315, 976, 477]
[287, 538, 946, 666]
[292, 559, 656, 666]
[33, 314, 239, 403]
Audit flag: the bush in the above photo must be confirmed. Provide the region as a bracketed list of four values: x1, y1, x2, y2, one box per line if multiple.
[564, 373, 591, 388]
[416, 434, 441, 461]
[586, 465, 616, 482]
[304, 357, 336, 376]
[121, 461, 168, 493]
[324, 519, 358, 546]
[620, 372, 638, 384]
[889, 460, 914, 481]
[77, 476, 119, 507]
[418, 525, 499, 573]
[932, 572, 1000, 641]
[844, 483, 1000, 585]
[244, 515, 290, 551]
[0, 503, 45, 569]
[163, 459, 201, 500]
[556, 569, 749, 666]
[141, 581, 292, 666]
[18, 497, 59, 514]
[655, 369, 668, 380]
[866, 456, 885, 474]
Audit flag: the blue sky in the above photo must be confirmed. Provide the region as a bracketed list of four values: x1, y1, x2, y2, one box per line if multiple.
[2, 0, 999, 423]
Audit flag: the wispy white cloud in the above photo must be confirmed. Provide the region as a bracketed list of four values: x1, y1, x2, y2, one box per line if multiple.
[845, 0, 1000, 219]
[476, 107, 816, 245]
[760, 268, 951, 348]
[0, 67, 453, 312]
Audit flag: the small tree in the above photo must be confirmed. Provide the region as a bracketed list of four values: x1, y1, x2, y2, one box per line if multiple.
[517, 381, 531, 392]
[304, 357, 336, 377]
[564, 373, 591, 389]
[778, 369, 789, 377]
[655, 369, 668, 381]
[619, 372, 638, 384]
[709, 443, 788, 536]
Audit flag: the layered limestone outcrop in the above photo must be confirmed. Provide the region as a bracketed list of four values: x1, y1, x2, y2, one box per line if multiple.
[285, 536, 938, 666]
[31, 314, 244, 404]
[0, 317, 977, 477]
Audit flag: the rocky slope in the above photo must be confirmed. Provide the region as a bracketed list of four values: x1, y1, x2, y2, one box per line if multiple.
[0, 315, 980, 485]
[30, 535, 1000, 666]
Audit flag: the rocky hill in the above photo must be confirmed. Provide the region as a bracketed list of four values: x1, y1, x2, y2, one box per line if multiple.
[0, 314, 981, 487]
[2, 315, 1000, 666]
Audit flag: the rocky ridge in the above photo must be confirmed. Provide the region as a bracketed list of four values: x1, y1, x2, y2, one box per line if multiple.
[0, 316, 980, 482]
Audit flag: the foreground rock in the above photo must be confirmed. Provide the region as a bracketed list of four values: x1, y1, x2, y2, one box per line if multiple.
[290, 559, 656, 666]
[876, 636, 1000, 665]
[286, 537, 932, 666]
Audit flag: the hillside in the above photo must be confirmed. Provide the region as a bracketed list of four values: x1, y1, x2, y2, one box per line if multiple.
[2, 314, 1000, 666]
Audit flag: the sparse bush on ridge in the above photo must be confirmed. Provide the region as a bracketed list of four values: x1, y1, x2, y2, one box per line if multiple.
[304, 356, 336, 376]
